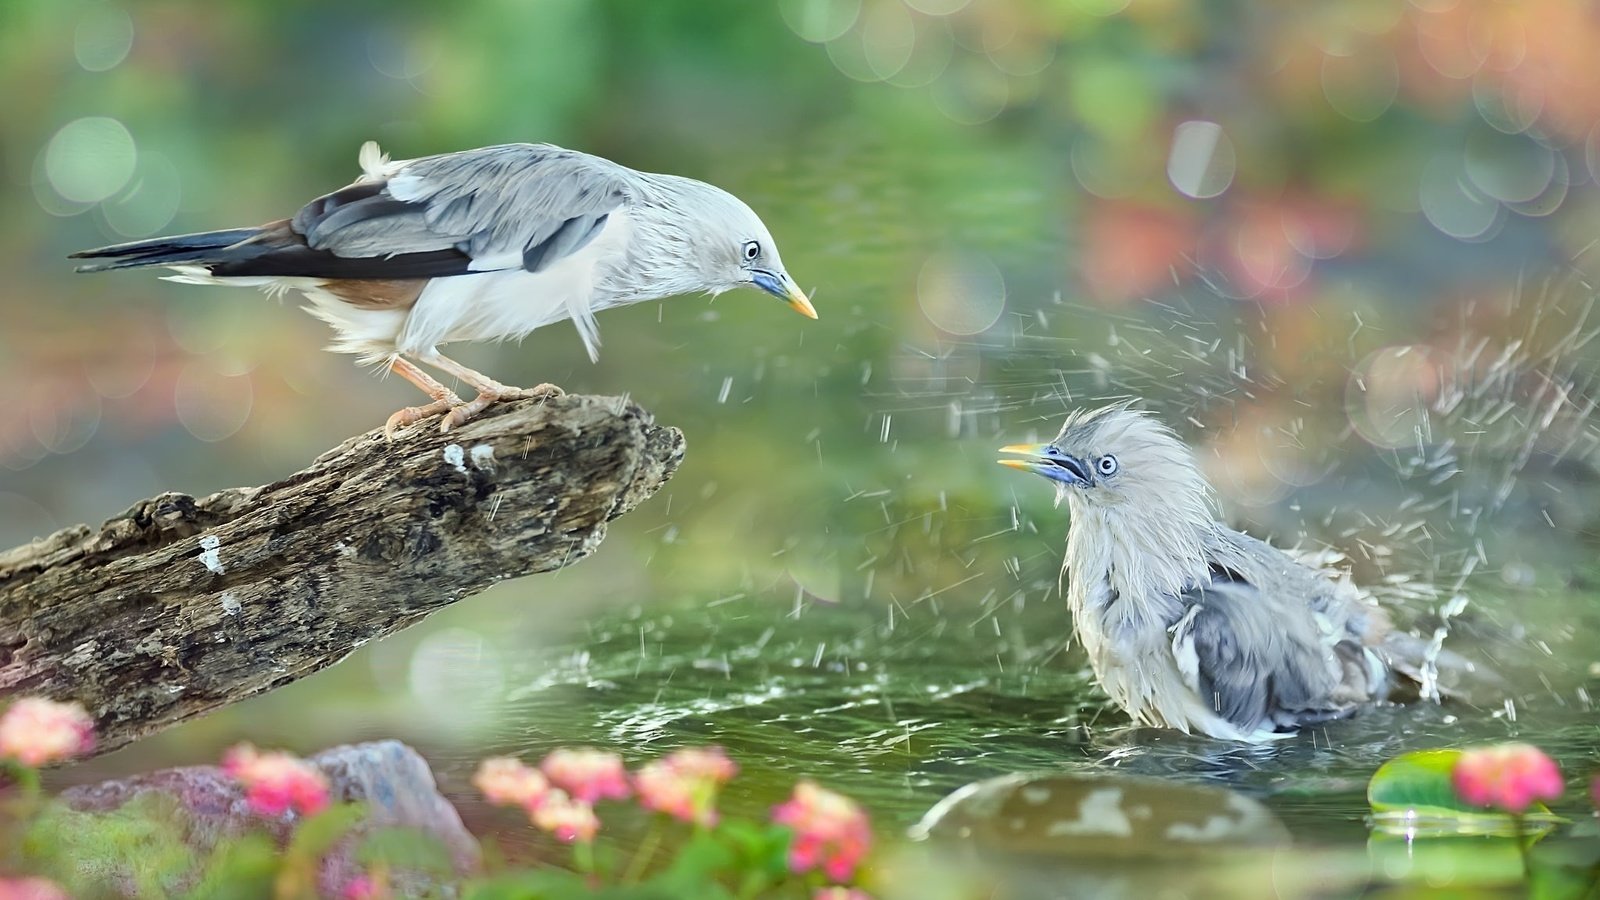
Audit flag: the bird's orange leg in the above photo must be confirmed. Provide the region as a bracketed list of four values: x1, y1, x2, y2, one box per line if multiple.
[384, 356, 465, 438]
[419, 351, 564, 432]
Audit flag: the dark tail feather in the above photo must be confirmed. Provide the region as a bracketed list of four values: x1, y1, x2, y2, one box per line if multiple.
[70, 228, 262, 273]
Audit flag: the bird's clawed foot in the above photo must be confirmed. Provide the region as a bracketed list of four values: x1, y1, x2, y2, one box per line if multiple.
[384, 353, 565, 437]
[385, 394, 464, 440]
[440, 382, 565, 432]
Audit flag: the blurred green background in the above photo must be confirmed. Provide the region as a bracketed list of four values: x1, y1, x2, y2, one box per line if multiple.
[5, 0, 1600, 867]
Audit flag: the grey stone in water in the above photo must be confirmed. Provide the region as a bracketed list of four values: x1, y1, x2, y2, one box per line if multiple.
[910, 771, 1289, 856]
[61, 740, 477, 895]
[907, 772, 1297, 899]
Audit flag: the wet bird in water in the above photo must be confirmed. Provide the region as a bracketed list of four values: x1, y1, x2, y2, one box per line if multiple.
[1000, 403, 1457, 742]
[73, 141, 817, 435]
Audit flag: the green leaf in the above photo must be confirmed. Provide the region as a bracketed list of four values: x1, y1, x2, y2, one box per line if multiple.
[187, 834, 279, 900]
[356, 826, 456, 876]
[1367, 750, 1563, 837]
[663, 829, 735, 877]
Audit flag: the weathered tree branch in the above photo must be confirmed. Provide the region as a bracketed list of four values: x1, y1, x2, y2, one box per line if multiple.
[0, 395, 684, 758]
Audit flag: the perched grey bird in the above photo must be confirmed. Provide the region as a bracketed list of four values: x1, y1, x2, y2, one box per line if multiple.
[73, 141, 817, 435]
[1000, 404, 1451, 742]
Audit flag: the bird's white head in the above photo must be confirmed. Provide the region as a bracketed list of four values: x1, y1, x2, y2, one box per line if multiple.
[645, 176, 817, 320]
[999, 404, 1219, 563]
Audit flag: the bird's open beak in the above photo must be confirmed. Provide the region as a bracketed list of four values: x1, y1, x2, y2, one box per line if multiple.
[998, 443, 1091, 486]
[753, 270, 818, 320]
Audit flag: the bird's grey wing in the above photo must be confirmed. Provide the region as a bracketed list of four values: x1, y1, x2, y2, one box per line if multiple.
[1171, 572, 1356, 735]
[289, 143, 631, 275]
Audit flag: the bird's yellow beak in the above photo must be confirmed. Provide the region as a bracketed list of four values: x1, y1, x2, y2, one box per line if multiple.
[997, 443, 1048, 469]
[785, 282, 819, 320]
[753, 269, 819, 320]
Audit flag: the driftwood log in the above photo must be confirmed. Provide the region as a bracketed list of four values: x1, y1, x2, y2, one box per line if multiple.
[0, 394, 683, 758]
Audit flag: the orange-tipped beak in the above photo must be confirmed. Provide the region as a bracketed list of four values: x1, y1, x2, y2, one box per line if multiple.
[786, 282, 819, 320]
[997, 443, 1049, 472]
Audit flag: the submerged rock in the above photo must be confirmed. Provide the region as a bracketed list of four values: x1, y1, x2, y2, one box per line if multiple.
[906, 771, 1296, 897]
[911, 770, 1290, 855]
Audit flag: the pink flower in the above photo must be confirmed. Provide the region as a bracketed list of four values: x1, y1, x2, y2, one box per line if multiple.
[634, 746, 738, 826]
[531, 788, 600, 842]
[0, 878, 71, 900]
[663, 746, 738, 783]
[0, 697, 95, 766]
[814, 890, 873, 900]
[473, 756, 551, 809]
[221, 743, 330, 817]
[540, 748, 630, 803]
[773, 781, 872, 883]
[1452, 743, 1564, 814]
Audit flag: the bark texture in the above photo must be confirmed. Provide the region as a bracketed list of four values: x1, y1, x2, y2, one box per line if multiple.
[0, 394, 683, 758]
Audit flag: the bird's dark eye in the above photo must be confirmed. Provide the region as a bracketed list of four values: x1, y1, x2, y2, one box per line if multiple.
[742, 240, 761, 261]
[1097, 455, 1119, 476]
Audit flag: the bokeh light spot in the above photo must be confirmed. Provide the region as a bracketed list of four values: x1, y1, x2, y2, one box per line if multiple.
[366, 28, 437, 80]
[1418, 154, 1500, 241]
[906, 0, 970, 14]
[1070, 137, 1134, 199]
[859, 0, 916, 81]
[1068, 0, 1132, 15]
[1320, 46, 1398, 122]
[45, 117, 137, 204]
[1463, 129, 1553, 204]
[1473, 79, 1539, 135]
[1167, 120, 1235, 200]
[408, 628, 503, 726]
[779, 0, 861, 44]
[74, 5, 134, 72]
[1347, 345, 1441, 450]
[102, 151, 182, 237]
[30, 387, 101, 457]
[1505, 151, 1568, 218]
[174, 363, 253, 442]
[1071, 58, 1156, 143]
[917, 253, 1006, 335]
[825, 18, 882, 83]
[885, 14, 954, 89]
[0, 493, 58, 550]
[930, 59, 1009, 125]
